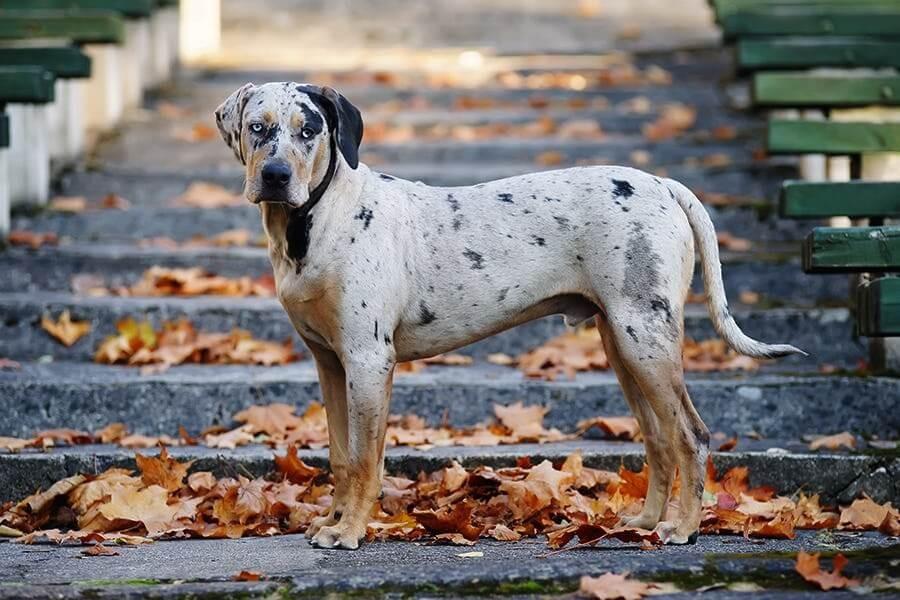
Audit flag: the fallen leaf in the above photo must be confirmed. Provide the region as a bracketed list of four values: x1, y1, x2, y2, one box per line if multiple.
[49, 196, 87, 213]
[41, 311, 91, 347]
[233, 570, 263, 581]
[0, 358, 21, 370]
[274, 445, 321, 484]
[839, 496, 895, 530]
[7, 230, 58, 248]
[172, 182, 243, 208]
[579, 572, 660, 599]
[135, 447, 193, 492]
[795, 551, 859, 591]
[809, 432, 855, 451]
[98, 485, 181, 537]
[577, 416, 641, 441]
[81, 544, 119, 557]
[536, 151, 564, 166]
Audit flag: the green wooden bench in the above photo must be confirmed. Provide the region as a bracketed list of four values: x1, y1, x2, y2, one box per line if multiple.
[754, 72, 900, 107]
[738, 37, 900, 70]
[0, 112, 8, 149]
[768, 120, 900, 154]
[0, 47, 91, 80]
[0, 11, 125, 44]
[720, 6, 900, 39]
[781, 181, 900, 219]
[803, 226, 900, 273]
[0, 66, 56, 105]
[0, 0, 152, 18]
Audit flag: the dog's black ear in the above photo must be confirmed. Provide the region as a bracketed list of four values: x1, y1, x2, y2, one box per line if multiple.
[214, 82, 256, 165]
[299, 85, 363, 169]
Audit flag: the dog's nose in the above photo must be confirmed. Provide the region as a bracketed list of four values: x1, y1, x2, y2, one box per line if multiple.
[261, 161, 291, 188]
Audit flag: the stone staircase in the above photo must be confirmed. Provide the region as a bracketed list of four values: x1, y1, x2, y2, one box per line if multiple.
[0, 6, 898, 594]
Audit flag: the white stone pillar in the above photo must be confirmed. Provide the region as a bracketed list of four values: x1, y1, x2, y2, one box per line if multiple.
[149, 9, 174, 86]
[84, 44, 124, 132]
[179, 0, 220, 63]
[121, 19, 147, 109]
[0, 149, 10, 235]
[8, 104, 50, 207]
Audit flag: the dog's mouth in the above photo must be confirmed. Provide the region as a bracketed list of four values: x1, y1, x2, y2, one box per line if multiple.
[248, 190, 303, 208]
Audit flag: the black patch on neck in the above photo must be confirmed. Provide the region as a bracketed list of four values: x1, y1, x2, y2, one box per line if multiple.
[611, 179, 635, 199]
[284, 125, 338, 266]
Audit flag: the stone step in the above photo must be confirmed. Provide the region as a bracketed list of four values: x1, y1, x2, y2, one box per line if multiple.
[0, 531, 894, 599]
[0, 293, 861, 364]
[1, 440, 896, 505]
[1, 362, 894, 439]
[0, 242, 850, 307]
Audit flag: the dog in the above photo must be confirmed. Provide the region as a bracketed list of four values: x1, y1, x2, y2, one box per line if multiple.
[215, 82, 804, 549]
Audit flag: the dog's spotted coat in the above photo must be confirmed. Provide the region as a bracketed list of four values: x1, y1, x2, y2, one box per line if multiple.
[216, 82, 804, 550]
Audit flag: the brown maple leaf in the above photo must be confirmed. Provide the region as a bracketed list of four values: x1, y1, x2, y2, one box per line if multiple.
[795, 552, 859, 591]
[41, 311, 91, 347]
[135, 447, 193, 491]
[98, 485, 182, 537]
[274, 445, 321, 484]
[579, 572, 660, 599]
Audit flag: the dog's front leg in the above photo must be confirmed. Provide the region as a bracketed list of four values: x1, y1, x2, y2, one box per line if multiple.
[310, 355, 394, 550]
[303, 338, 350, 540]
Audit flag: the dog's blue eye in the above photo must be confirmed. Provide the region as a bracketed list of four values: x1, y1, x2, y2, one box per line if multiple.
[250, 123, 264, 134]
[300, 127, 315, 139]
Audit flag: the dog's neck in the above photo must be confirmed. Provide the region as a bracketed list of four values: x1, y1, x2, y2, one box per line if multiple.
[260, 158, 366, 272]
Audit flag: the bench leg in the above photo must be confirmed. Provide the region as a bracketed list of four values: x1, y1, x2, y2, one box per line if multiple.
[84, 44, 125, 133]
[45, 80, 85, 164]
[149, 10, 173, 86]
[180, 0, 221, 63]
[0, 149, 9, 236]
[8, 104, 50, 208]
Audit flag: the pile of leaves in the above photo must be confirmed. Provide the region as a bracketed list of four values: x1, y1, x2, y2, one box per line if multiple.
[513, 327, 759, 381]
[136, 229, 260, 250]
[103, 267, 275, 298]
[0, 401, 576, 453]
[94, 319, 298, 372]
[2, 448, 897, 549]
[365, 116, 604, 144]
[494, 65, 672, 90]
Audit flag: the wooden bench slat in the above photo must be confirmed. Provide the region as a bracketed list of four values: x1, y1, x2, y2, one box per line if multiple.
[738, 37, 900, 70]
[0, 46, 90, 79]
[721, 7, 900, 38]
[803, 226, 900, 273]
[0, 112, 9, 148]
[0, 0, 152, 18]
[754, 72, 900, 106]
[0, 66, 56, 104]
[768, 119, 900, 154]
[780, 180, 900, 218]
[857, 277, 900, 337]
[715, 0, 900, 18]
[0, 10, 125, 44]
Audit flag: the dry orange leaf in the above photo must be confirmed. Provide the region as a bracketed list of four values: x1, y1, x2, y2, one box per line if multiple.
[135, 447, 193, 492]
[578, 572, 660, 600]
[795, 551, 859, 591]
[577, 416, 641, 441]
[81, 544, 119, 557]
[7, 230, 58, 249]
[535, 151, 564, 166]
[172, 182, 243, 208]
[41, 311, 91, 347]
[49, 196, 88, 213]
[233, 570, 263, 581]
[98, 485, 181, 537]
[809, 432, 855, 451]
[839, 496, 897, 531]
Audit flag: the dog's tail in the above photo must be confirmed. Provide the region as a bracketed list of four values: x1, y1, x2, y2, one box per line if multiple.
[666, 178, 806, 359]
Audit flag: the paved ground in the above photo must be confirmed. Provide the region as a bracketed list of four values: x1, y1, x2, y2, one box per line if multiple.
[1, 531, 896, 598]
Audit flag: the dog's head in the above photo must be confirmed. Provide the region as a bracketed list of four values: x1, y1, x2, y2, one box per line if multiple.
[215, 82, 363, 208]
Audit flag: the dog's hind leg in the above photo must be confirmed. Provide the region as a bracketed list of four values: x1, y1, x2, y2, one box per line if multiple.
[598, 311, 708, 544]
[310, 356, 394, 550]
[596, 316, 674, 530]
[304, 338, 350, 540]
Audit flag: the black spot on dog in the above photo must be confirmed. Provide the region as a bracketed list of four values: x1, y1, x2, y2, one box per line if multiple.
[361, 300, 367, 308]
[384, 334, 392, 345]
[530, 236, 546, 247]
[452, 215, 464, 231]
[522, 209, 533, 215]
[650, 296, 674, 323]
[463, 248, 485, 270]
[576, 254, 584, 262]
[613, 200, 630, 213]
[374, 320, 379, 340]
[497, 287, 509, 302]
[419, 301, 437, 325]
[497, 193, 514, 204]
[544, 196, 561, 203]
[379, 173, 395, 181]
[446, 193, 460, 212]
[625, 326, 639, 343]
[553, 216, 571, 230]
[299, 103, 324, 133]
[355, 206, 374, 229]
[611, 179, 635, 199]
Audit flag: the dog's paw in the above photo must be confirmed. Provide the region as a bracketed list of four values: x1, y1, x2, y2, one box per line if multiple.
[652, 521, 699, 545]
[309, 522, 365, 550]
[305, 513, 338, 539]
[616, 513, 660, 531]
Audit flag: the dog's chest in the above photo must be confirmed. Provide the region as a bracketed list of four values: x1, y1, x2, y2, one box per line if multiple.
[269, 253, 340, 348]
